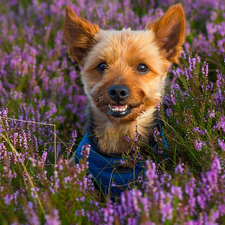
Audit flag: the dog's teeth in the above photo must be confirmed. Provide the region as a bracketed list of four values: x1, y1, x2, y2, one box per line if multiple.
[110, 105, 128, 112]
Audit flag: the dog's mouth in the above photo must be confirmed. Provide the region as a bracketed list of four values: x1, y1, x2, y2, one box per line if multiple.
[108, 104, 131, 118]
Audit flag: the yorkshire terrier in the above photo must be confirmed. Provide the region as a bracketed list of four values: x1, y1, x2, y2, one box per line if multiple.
[64, 4, 186, 174]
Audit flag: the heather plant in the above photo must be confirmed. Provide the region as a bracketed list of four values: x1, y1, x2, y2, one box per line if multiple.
[0, 139, 97, 224]
[1, 123, 225, 224]
[0, 0, 225, 224]
[157, 53, 225, 173]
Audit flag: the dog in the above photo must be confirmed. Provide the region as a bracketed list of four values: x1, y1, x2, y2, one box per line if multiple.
[63, 4, 186, 196]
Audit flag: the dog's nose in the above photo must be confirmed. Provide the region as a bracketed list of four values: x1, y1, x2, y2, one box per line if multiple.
[108, 85, 129, 102]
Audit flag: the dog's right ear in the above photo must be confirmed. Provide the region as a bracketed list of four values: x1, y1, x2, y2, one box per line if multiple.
[63, 6, 100, 66]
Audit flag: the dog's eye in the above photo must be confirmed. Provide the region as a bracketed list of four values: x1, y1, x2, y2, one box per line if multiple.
[97, 63, 107, 73]
[137, 64, 149, 74]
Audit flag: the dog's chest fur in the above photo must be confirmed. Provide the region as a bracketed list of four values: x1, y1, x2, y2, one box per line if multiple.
[86, 104, 159, 154]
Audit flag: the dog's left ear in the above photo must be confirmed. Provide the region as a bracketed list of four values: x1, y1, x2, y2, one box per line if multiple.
[63, 6, 100, 66]
[147, 4, 186, 63]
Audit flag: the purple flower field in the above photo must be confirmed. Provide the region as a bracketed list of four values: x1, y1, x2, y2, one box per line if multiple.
[0, 0, 225, 224]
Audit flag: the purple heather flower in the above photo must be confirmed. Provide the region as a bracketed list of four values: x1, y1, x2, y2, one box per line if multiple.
[127, 218, 137, 225]
[103, 200, 114, 224]
[166, 108, 172, 117]
[209, 111, 215, 118]
[120, 160, 126, 165]
[45, 209, 61, 225]
[66, 130, 77, 155]
[218, 205, 225, 216]
[220, 116, 225, 132]
[189, 55, 196, 71]
[200, 129, 205, 136]
[171, 186, 183, 200]
[211, 156, 221, 171]
[218, 139, 225, 151]
[197, 194, 206, 210]
[164, 96, 171, 107]
[174, 163, 185, 174]
[145, 160, 157, 188]
[193, 127, 200, 133]
[161, 202, 173, 222]
[170, 85, 178, 105]
[172, 67, 183, 78]
[195, 140, 203, 151]
[4, 194, 13, 205]
[80, 144, 91, 158]
[185, 68, 192, 80]
[41, 151, 47, 165]
[1, 108, 8, 117]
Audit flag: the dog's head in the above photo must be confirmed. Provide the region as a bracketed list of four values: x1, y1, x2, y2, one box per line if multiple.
[63, 5, 186, 124]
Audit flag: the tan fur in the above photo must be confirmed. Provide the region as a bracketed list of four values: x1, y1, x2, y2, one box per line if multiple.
[63, 4, 186, 155]
[147, 4, 186, 63]
[63, 6, 100, 66]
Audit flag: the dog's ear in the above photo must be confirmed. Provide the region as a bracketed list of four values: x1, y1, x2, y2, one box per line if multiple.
[63, 6, 100, 66]
[147, 4, 186, 63]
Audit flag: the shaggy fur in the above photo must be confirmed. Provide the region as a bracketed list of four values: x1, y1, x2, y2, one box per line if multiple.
[63, 4, 186, 163]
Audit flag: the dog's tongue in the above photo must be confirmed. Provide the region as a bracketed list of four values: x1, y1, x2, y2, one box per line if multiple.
[111, 105, 125, 108]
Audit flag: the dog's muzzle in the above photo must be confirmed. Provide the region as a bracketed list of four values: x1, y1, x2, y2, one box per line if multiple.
[108, 85, 131, 117]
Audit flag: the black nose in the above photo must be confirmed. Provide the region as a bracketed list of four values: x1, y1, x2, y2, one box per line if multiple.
[108, 85, 129, 102]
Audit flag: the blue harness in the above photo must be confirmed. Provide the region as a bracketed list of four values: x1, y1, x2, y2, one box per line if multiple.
[73, 116, 168, 197]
